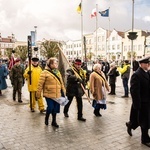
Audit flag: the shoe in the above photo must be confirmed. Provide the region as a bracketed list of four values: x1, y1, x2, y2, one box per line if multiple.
[126, 122, 132, 136]
[31, 109, 35, 112]
[45, 118, 48, 126]
[51, 122, 59, 128]
[94, 112, 102, 117]
[142, 142, 150, 147]
[108, 93, 113, 95]
[78, 117, 86, 122]
[13, 98, 16, 101]
[18, 100, 23, 103]
[64, 113, 69, 117]
[40, 109, 46, 113]
[121, 95, 129, 98]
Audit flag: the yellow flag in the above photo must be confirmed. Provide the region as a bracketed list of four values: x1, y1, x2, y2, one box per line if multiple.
[77, 3, 81, 13]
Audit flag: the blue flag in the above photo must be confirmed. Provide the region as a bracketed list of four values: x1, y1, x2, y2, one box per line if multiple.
[31, 31, 35, 46]
[99, 9, 109, 17]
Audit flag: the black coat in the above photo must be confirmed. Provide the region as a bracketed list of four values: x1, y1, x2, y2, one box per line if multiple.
[107, 67, 118, 84]
[66, 68, 85, 97]
[130, 67, 150, 129]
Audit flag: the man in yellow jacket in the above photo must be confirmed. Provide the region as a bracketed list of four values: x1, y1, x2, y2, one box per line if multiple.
[117, 60, 130, 98]
[24, 57, 45, 112]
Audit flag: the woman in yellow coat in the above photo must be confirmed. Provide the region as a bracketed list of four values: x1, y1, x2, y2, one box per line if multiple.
[36, 57, 66, 128]
[90, 63, 110, 117]
[24, 57, 45, 112]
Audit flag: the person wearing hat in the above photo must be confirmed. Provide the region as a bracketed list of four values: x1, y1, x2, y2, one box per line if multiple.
[126, 56, 150, 147]
[10, 58, 24, 102]
[107, 62, 119, 95]
[117, 60, 130, 98]
[0, 59, 8, 96]
[63, 58, 87, 121]
[24, 57, 45, 113]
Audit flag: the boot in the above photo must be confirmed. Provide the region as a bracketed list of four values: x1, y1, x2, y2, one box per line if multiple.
[51, 113, 59, 128]
[45, 112, 50, 126]
[0, 90, 2, 96]
[94, 109, 102, 117]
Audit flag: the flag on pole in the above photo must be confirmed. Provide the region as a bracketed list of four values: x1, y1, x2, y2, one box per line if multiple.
[77, 3, 81, 13]
[91, 8, 96, 18]
[31, 31, 35, 46]
[8, 54, 15, 70]
[99, 9, 109, 17]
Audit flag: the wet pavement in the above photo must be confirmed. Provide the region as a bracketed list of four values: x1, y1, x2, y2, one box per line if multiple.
[0, 77, 149, 150]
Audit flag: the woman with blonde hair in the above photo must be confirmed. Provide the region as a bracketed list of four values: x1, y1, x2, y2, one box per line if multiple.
[90, 63, 110, 117]
[36, 57, 66, 128]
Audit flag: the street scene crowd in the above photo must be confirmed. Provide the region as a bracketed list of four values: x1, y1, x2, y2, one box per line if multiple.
[0, 55, 150, 148]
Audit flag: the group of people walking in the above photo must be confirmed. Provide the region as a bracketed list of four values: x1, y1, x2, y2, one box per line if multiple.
[1, 55, 150, 147]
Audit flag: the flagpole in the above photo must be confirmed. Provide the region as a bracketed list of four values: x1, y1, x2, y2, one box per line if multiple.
[81, 0, 84, 61]
[96, 4, 98, 59]
[108, 8, 110, 61]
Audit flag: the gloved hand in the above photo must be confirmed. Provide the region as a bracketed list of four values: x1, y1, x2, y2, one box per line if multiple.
[76, 78, 83, 83]
[27, 71, 32, 75]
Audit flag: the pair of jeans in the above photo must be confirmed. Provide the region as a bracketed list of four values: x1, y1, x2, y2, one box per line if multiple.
[122, 78, 129, 96]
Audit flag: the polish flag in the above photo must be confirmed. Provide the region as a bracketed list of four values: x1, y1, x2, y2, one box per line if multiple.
[8, 54, 15, 70]
[91, 8, 97, 18]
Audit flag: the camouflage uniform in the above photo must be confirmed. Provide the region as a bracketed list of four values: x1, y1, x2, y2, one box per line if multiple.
[10, 64, 24, 102]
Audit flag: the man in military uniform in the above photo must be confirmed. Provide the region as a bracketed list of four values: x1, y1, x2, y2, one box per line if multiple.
[126, 56, 150, 147]
[63, 59, 86, 121]
[10, 58, 24, 103]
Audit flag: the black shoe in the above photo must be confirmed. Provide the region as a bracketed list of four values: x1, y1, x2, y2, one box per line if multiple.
[78, 117, 86, 122]
[45, 118, 48, 126]
[18, 100, 23, 103]
[51, 122, 59, 128]
[40, 109, 46, 113]
[142, 142, 150, 147]
[121, 95, 129, 98]
[31, 109, 35, 112]
[108, 93, 113, 95]
[94, 112, 102, 117]
[13, 98, 16, 101]
[64, 113, 69, 117]
[126, 122, 132, 136]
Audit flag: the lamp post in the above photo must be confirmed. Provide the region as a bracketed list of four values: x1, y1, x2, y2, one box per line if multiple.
[127, 0, 138, 75]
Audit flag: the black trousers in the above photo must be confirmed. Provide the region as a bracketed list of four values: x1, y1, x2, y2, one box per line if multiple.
[110, 83, 116, 94]
[64, 96, 83, 118]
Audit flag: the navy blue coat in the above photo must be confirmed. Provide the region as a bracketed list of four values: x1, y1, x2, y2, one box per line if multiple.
[0, 65, 8, 90]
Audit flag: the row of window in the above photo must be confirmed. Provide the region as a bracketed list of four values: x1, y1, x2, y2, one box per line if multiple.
[0, 43, 13, 48]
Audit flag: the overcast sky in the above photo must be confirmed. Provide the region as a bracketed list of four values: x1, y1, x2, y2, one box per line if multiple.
[0, 0, 150, 42]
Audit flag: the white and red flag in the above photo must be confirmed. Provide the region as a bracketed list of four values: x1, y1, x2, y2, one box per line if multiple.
[91, 8, 97, 18]
[8, 54, 15, 70]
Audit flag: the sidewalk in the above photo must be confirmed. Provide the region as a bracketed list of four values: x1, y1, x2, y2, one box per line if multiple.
[0, 77, 149, 150]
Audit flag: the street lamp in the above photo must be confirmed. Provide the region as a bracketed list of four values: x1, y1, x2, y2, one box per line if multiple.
[127, 0, 138, 75]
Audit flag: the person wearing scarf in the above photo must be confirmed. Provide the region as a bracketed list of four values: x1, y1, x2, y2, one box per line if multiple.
[90, 63, 110, 117]
[63, 59, 86, 121]
[36, 57, 66, 128]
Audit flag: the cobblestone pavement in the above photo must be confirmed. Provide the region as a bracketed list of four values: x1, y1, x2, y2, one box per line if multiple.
[0, 77, 149, 150]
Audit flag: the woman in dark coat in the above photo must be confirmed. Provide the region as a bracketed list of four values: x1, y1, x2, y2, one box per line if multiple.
[107, 62, 119, 95]
[0, 60, 8, 95]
